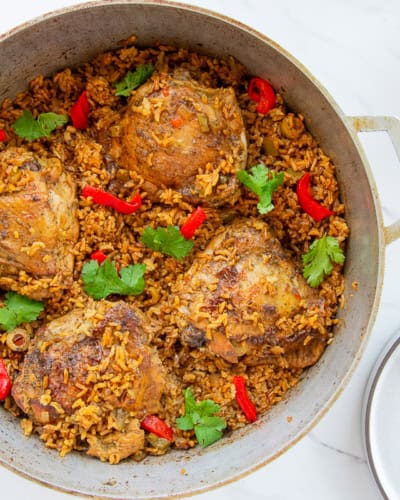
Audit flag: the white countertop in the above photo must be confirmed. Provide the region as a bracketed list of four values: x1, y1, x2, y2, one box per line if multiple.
[1, 1, 400, 499]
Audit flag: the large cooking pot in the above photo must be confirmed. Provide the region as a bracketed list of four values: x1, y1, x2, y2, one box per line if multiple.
[0, 1, 399, 498]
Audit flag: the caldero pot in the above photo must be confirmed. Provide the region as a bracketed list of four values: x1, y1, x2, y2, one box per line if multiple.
[0, 1, 399, 498]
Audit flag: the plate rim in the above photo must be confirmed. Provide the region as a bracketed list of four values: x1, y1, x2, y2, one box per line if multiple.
[363, 332, 400, 500]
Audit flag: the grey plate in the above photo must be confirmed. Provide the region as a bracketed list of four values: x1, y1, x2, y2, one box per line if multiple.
[364, 333, 400, 500]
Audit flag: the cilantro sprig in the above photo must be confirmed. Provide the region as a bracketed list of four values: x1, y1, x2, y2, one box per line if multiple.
[237, 163, 284, 214]
[141, 226, 194, 260]
[81, 259, 146, 299]
[12, 110, 68, 141]
[0, 292, 44, 332]
[176, 388, 227, 448]
[114, 64, 154, 97]
[302, 234, 345, 287]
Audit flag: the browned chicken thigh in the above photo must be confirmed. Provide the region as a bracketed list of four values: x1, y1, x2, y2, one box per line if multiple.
[0, 147, 79, 299]
[112, 70, 247, 206]
[12, 301, 166, 463]
[173, 218, 327, 368]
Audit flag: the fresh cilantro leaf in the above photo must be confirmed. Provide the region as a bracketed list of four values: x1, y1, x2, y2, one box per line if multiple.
[120, 264, 146, 292]
[180, 387, 198, 423]
[82, 258, 146, 299]
[176, 388, 227, 448]
[195, 399, 221, 421]
[302, 234, 345, 287]
[141, 226, 194, 260]
[12, 110, 68, 141]
[175, 414, 193, 431]
[194, 416, 227, 448]
[237, 163, 284, 214]
[114, 64, 154, 97]
[12, 110, 39, 141]
[257, 172, 285, 213]
[0, 292, 44, 332]
[37, 113, 68, 135]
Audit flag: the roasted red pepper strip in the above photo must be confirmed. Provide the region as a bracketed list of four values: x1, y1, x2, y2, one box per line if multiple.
[0, 130, 7, 142]
[70, 90, 90, 129]
[180, 207, 207, 239]
[141, 415, 174, 442]
[0, 359, 11, 401]
[296, 173, 334, 222]
[90, 250, 107, 264]
[248, 77, 276, 114]
[82, 186, 142, 214]
[233, 375, 257, 423]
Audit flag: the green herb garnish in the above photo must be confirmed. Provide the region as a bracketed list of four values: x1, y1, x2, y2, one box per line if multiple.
[141, 226, 194, 260]
[0, 292, 44, 331]
[237, 163, 284, 214]
[12, 110, 68, 141]
[81, 259, 146, 299]
[176, 388, 227, 448]
[302, 234, 345, 287]
[114, 64, 154, 97]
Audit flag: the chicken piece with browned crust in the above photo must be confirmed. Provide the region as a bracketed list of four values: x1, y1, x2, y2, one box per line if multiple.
[173, 218, 327, 369]
[0, 147, 79, 300]
[12, 301, 167, 463]
[111, 70, 247, 206]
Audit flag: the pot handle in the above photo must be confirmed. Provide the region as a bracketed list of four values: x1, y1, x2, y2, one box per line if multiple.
[346, 115, 400, 246]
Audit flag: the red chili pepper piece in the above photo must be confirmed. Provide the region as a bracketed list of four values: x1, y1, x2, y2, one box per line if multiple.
[296, 173, 334, 222]
[248, 77, 276, 114]
[0, 359, 12, 401]
[141, 415, 174, 442]
[129, 193, 143, 207]
[82, 185, 142, 214]
[170, 117, 184, 128]
[70, 90, 90, 130]
[90, 250, 107, 264]
[0, 130, 7, 142]
[180, 207, 207, 240]
[233, 375, 257, 423]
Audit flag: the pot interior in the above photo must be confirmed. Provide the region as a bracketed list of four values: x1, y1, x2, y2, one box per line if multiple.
[0, 2, 382, 498]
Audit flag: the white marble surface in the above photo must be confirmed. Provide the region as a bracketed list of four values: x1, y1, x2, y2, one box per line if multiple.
[1, 1, 400, 499]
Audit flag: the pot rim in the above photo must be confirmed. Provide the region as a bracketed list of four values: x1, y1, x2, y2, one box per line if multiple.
[0, 1, 387, 498]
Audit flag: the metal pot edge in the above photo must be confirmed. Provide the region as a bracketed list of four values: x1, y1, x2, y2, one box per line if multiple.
[0, 1, 388, 498]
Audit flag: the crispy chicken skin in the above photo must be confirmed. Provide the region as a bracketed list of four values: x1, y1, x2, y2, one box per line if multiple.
[0, 147, 79, 299]
[112, 70, 247, 206]
[12, 301, 166, 462]
[173, 218, 326, 368]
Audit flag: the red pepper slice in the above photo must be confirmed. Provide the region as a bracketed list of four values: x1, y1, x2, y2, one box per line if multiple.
[70, 90, 90, 130]
[248, 77, 276, 114]
[0, 130, 7, 142]
[0, 359, 12, 401]
[296, 173, 334, 222]
[233, 375, 257, 423]
[90, 250, 107, 264]
[180, 207, 207, 240]
[170, 117, 184, 128]
[82, 186, 142, 214]
[141, 415, 174, 442]
[129, 193, 143, 207]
